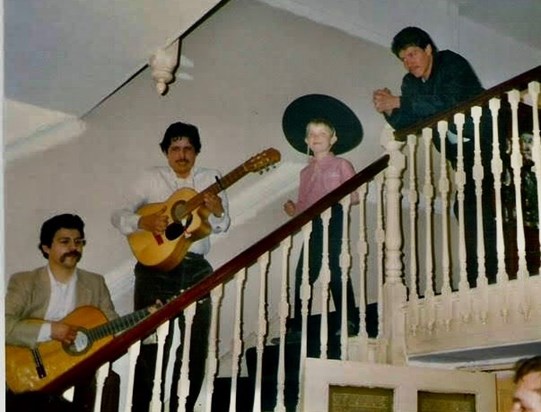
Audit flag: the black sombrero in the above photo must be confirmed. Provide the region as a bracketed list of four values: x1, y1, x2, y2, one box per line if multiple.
[282, 94, 363, 155]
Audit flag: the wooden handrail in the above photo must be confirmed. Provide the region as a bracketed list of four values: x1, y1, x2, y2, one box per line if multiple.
[40, 154, 390, 394]
[393, 65, 541, 141]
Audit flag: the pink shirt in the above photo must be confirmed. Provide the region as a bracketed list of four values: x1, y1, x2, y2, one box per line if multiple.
[295, 153, 356, 214]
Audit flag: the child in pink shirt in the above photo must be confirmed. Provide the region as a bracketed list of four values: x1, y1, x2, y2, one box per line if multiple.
[284, 118, 359, 340]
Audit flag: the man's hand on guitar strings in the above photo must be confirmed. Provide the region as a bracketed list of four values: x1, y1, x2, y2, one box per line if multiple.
[51, 322, 78, 344]
[203, 192, 225, 218]
[138, 205, 169, 234]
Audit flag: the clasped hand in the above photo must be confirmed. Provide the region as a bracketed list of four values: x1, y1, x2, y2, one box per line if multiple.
[372, 88, 400, 115]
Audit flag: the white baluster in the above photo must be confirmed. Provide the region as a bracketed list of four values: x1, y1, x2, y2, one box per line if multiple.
[202, 285, 223, 412]
[454, 113, 469, 292]
[406, 133, 420, 335]
[150, 321, 170, 412]
[356, 184, 369, 339]
[176, 302, 196, 412]
[229, 269, 246, 412]
[319, 208, 332, 360]
[528, 81, 541, 272]
[471, 105, 488, 286]
[375, 174, 385, 338]
[422, 127, 435, 298]
[338, 195, 352, 359]
[124, 340, 141, 412]
[93, 363, 109, 412]
[438, 120, 452, 295]
[299, 222, 312, 374]
[508, 89, 529, 279]
[407, 133, 419, 300]
[275, 237, 292, 412]
[253, 253, 270, 412]
[489, 97, 508, 283]
[383, 133, 405, 285]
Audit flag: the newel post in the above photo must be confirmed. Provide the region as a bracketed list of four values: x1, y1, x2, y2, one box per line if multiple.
[380, 125, 407, 365]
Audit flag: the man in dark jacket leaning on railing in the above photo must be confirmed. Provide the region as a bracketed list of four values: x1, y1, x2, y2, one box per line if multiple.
[372, 26, 504, 288]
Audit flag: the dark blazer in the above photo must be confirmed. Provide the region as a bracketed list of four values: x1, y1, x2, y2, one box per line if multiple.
[5, 266, 118, 347]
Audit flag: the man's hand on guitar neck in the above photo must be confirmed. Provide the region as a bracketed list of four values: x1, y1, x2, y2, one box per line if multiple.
[138, 205, 169, 234]
[203, 192, 225, 218]
[51, 321, 79, 344]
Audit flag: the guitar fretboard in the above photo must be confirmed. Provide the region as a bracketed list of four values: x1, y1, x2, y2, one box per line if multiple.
[88, 307, 152, 342]
[182, 165, 250, 215]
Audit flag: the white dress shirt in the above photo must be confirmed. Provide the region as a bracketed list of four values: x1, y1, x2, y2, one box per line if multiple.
[37, 266, 78, 342]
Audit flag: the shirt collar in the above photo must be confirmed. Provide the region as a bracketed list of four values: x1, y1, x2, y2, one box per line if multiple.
[47, 265, 78, 286]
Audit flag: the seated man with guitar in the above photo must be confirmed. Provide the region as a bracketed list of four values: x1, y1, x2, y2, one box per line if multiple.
[5, 213, 119, 412]
[111, 121, 231, 412]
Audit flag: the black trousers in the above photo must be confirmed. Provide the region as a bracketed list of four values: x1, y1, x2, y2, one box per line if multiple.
[132, 253, 212, 412]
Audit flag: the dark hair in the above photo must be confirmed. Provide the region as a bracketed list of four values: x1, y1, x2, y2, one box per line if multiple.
[39, 214, 85, 258]
[159, 122, 202, 154]
[391, 26, 438, 58]
[514, 356, 541, 383]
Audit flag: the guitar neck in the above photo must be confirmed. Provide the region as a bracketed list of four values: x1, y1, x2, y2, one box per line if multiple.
[88, 307, 152, 341]
[184, 165, 249, 213]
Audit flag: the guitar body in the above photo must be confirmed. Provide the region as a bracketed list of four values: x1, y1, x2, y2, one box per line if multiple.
[128, 187, 212, 271]
[6, 306, 111, 394]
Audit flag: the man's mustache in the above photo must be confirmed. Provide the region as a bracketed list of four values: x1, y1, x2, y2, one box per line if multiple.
[60, 251, 82, 262]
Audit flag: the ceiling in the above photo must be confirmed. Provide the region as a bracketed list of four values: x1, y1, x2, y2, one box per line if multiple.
[449, 0, 541, 51]
[4, 0, 541, 148]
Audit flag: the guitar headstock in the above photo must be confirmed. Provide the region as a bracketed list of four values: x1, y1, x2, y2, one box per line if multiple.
[244, 148, 281, 173]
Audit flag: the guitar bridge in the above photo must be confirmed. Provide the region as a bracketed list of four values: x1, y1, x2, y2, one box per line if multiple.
[31, 347, 47, 379]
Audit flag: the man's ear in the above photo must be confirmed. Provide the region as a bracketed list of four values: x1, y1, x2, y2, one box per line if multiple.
[425, 44, 433, 56]
[331, 134, 338, 145]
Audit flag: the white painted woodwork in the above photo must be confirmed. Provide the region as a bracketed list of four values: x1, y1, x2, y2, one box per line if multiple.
[319, 208, 332, 360]
[454, 113, 469, 291]
[228, 269, 246, 412]
[489, 97, 508, 281]
[252, 253, 269, 412]
[303, 358, 497, 412]
[298, 221, 312, 393]
[275, 238, 292, 412]
[202, 285, 223, 412]
[93, 363, 109, 412]
[151, 322, 169, 412]
[124, 341, 141, 412]
[422, 128, 435, 298]
[438, 120, 452, 295]
[338, 195, 352, 359]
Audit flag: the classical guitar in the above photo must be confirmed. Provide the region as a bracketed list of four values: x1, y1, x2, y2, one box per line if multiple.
[6, 304, 160, 394]
[128, 148, 281, 271]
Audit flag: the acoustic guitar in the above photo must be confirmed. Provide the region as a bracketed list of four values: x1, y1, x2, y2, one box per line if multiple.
[6, 304, 160, 394]
[128, 148, 281, 271]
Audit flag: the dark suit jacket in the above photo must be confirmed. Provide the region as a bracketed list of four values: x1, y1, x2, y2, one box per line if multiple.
[5, 266, 118, 347]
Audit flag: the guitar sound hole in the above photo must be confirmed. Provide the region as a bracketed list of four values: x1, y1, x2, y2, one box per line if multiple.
[165, 222, 185, 240]
[64, 329, 91, 356]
